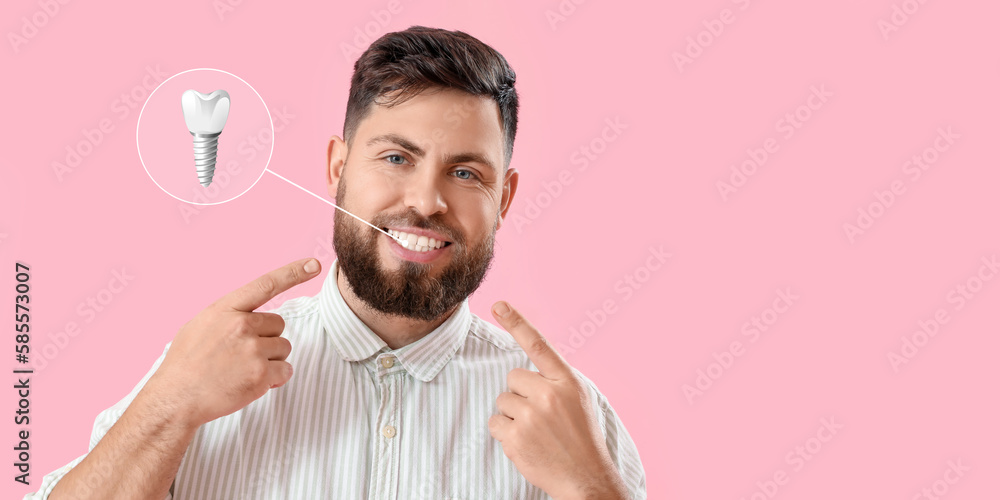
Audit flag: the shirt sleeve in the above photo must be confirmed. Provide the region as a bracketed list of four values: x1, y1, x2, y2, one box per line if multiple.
[575, 368, 648, 500]
[22, 343, 174, 500]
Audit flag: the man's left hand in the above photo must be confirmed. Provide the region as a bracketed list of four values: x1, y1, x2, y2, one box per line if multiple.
[488, 301, 630, 500]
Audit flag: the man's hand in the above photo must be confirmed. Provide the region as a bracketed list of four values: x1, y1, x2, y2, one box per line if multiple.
[488, 301, 630, 500]
[146, 258, 322, 430]
[48, 258, 322, 500]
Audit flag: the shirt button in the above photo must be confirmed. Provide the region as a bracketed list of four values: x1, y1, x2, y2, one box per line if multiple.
[382, 425, 396, 439]
[380, 357, 395, 368]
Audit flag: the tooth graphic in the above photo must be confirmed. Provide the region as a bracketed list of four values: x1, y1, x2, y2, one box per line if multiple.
[181, 89, 230, 187]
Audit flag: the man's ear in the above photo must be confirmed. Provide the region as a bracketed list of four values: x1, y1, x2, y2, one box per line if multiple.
[326, 135, 348, 198]
[496, 167, 519, 232]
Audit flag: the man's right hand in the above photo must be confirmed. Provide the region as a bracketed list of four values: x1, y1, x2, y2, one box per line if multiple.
[46, 258, 322, 500]
[146, 257, 322, 430]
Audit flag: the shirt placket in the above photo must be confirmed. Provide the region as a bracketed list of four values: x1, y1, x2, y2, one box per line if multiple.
[371, 352, 404, 500]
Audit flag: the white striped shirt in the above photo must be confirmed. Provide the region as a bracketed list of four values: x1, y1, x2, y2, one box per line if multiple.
[27, 260, 646, 499]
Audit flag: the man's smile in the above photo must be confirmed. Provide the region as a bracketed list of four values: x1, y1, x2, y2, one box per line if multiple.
[382, 226, 454, 262]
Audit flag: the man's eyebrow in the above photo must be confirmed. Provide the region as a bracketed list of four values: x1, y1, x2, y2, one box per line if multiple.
[442, 151, 498, 175]
[367, 133, 426, 158]
[366, 133, 499, 175]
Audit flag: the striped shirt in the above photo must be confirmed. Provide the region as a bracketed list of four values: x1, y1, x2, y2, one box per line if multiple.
[27, 259, 647, 499]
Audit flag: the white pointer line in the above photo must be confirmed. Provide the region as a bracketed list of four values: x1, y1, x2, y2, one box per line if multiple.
[265, 168, 408, 246]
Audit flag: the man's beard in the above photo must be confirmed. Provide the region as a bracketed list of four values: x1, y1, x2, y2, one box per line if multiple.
[332, 177, 496, 321]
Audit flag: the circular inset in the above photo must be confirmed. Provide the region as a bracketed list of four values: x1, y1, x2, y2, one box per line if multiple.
[137, 68, 274, 205]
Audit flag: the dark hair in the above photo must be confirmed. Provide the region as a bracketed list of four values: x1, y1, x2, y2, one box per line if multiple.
[344, 25, 519, 168]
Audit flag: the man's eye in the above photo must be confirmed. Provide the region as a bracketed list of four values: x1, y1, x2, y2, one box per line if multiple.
[385, 154, 406, 165]
[453, 169, 478, 181]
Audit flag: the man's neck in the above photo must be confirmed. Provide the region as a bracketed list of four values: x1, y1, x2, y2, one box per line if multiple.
[335, 261, 458, 350]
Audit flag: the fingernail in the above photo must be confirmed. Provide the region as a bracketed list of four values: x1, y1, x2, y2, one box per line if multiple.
[304, 259, 320, 274]
[493, 302, 510, 318]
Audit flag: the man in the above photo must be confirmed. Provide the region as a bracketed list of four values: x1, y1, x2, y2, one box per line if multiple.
[29, 26, 646, 499]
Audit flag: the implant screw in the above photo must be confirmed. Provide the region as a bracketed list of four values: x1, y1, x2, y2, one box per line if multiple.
[191, 132, 221, 187]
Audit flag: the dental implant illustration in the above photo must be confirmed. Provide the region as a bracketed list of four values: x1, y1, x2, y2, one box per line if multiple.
[181, 89, 230, 187]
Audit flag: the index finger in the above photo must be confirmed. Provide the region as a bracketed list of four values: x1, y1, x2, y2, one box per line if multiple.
[220, 258, 322, 312]
[491, 301, 572, 378]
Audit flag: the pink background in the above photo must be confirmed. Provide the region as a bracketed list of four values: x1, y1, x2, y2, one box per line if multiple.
[3, 1, 999, 498]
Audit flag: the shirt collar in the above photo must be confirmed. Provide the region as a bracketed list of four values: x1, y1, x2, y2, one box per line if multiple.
[318, 259, 472, 382]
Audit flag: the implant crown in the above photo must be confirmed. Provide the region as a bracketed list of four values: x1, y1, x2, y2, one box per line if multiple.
[181, 89, 230, 134]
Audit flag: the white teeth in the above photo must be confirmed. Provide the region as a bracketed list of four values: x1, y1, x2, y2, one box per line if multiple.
[386, 229, 448, 252]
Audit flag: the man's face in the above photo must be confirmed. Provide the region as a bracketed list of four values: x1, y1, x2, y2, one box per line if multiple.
[327, 88, 518, 321]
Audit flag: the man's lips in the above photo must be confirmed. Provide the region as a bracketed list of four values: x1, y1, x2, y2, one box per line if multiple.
[382, 229, 453, 263]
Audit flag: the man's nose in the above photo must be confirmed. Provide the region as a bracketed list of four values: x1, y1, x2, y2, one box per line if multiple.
[403, 167, 447, 217]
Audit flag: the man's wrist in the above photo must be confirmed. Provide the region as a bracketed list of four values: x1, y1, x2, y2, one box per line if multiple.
[134, 372, 204, 434]
[561, 466, 630, 500]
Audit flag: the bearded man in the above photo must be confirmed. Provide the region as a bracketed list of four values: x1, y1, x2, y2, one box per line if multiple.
[31, 26, 646, 500]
